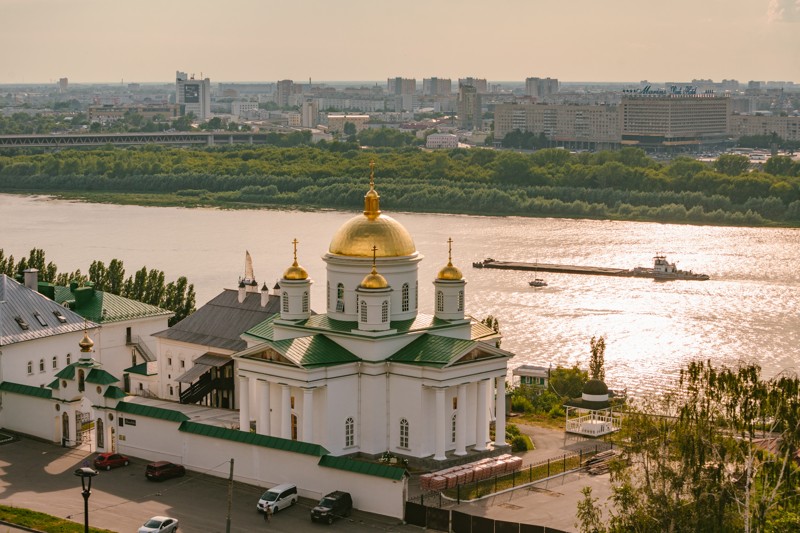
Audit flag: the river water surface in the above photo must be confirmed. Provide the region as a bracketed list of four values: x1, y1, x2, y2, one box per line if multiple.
[2, 193, 798, 396]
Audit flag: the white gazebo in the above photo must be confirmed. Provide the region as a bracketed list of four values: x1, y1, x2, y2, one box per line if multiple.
[564, 379, 621, 437]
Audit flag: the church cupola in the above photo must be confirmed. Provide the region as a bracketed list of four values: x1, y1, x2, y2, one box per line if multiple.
[355, 246, 393, 332]
[279, 239, 312, 320]
[78, 326, 95, 362]
[433, 238, 467, 321]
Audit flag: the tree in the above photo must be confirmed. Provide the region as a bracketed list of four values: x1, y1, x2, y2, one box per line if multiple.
[714, 154, 751, 176]
[343, 122, 357, 137]
[589, 336, 605, 381]
[549, 365, 587, 398]
[480, 315, 501, 348]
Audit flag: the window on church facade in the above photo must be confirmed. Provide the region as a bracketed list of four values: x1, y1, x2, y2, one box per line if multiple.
[52, 356, 58, 369]
[66, 353, 71, 365]
[27, 361, 32, 375]
[282, 292, 288, 313]
[345, 417, 354, 447]
[39, 359, 45, 372]
[381, 301, 389, 323]
[451, 414, 457, 443]
[291, 414, 298, 441]
[458, 290, 464, 311]
[336, 283, 345, 312]
[400, 418, 409, 448]
[436, 291, 444, 312]
[78, 369, 85, 392]
[302, 291, 309, 312]
[402, 283, 409, 312]
[360, 301, 367, 322]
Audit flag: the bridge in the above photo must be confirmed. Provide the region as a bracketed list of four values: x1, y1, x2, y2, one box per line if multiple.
[0, 131, 276, 148]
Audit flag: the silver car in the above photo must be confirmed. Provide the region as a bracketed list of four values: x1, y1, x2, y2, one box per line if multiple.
[138, 516, 179, 533]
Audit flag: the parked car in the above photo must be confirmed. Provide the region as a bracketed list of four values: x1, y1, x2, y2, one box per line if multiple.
[310, 490, 353, 524]
[138, 515, 179, 533]
[256, 482, 298, 513]
[145, 461, 185, 481]
[93, 452, 130, 470]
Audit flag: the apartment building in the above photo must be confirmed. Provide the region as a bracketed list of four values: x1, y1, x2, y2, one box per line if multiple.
[620, 94, 731, 147]
[494, 103, 620, 149]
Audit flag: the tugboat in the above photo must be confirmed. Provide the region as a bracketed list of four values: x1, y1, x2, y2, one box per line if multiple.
[528, 278, 548, 287]
[632, 254, 709, 281]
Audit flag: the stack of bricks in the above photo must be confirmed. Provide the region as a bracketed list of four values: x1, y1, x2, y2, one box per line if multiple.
[421, 454, 525, 489]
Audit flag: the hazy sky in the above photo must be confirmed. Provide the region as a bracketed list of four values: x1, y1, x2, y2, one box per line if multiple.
[2, 0, 798, 84]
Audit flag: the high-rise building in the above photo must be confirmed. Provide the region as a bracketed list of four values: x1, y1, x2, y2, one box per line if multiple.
[457, 85, 482, 130]
[176, 71, 211, 121]
[276, 80, 295, 108]
[58, 78, 69, 93]
[422, 78, 452, 96]
[301, 97, 319, 128]
[525, 77, 559, 98]
[458, 77, 488, 94]
[387, 77, 416, 95]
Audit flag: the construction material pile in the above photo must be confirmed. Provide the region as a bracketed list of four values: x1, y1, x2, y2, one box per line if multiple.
[419, 454, 524, 490]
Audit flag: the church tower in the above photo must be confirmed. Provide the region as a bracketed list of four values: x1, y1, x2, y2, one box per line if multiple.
[355, 246, 393, 332]
[433, 238, 467, 321]
[279, 239, 312, 320]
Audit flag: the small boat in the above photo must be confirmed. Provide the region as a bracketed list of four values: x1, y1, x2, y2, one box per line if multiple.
[631, 254, 709, 281]
[529, 278, 548, 287]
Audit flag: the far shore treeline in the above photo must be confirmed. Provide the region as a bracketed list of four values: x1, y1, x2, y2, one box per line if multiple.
[1, 139, 800, 226]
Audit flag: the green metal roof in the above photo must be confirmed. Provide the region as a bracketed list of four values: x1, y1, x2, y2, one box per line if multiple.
[388, 334, 483, 367]
[318, 455, 406, 481]
[272, 335, 359, 368]
[0, 381, 53, 399]
[124, 362, 158, 376]
[53, 285, 172, 323]
[47, 378, 60, 390]
[245, 315, 275, 341]
[86, 368, 119, 385]
[115, 401, 190, 422]
[275, 313, 452, 337]
[55, 365, 76, 380]
[104, 386, 126, 399]
[179, 421, 329, 456]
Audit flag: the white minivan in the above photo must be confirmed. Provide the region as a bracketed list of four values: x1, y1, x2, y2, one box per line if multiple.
[257, 483, 298, 513]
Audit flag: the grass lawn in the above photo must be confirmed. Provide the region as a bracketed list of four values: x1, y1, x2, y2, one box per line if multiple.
[0, 505, 116, 533]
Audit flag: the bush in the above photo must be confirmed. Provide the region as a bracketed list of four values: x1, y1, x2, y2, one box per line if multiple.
[511, 435, 529, 452]
[511, 395, 534, 413]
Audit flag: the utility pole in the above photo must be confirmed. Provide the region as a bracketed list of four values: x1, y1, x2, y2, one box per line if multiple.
[226, 458, 234, 533]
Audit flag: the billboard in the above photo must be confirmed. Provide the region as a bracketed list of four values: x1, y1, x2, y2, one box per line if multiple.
[184, 84, 200, 104]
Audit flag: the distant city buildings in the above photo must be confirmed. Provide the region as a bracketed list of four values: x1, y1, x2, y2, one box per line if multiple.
[326, 114, 370, 133]
[457, 84, 481, 131]
[176, 71, 211, 121]
[387, 77, 416, 95]
[88, 103, 182, 124]
[58, 77, 68, 93]
[422, 78, 452, 96]
[275, 79, 295, 108]
[459, 77, 488, 94]
[525, 77, 559, 99]
[426, 133, 458, 149]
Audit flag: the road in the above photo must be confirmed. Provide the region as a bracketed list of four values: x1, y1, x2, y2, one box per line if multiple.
[0, 437, 414, 532]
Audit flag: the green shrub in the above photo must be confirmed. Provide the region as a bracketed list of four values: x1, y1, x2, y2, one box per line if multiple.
[511, 435, 529, 452]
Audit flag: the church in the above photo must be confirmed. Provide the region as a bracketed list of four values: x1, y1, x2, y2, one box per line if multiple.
[231, 163, 513, 461]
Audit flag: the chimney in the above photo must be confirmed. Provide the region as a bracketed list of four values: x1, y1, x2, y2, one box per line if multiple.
[238, 280, 246, 303]
[261, 283, 269, 307]
[23, 268, 39, 291]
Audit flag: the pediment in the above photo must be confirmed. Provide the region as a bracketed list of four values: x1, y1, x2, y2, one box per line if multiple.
[247, 347, 296, 366]
[452, 346, 498, 365]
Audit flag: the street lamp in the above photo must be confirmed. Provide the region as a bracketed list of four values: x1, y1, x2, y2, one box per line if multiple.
[73, 466, 98, 533]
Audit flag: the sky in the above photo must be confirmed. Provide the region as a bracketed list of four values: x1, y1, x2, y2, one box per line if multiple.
[2, 0, 799, 85]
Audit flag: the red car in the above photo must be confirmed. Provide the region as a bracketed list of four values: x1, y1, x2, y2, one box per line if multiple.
[145, 461, 186, 481]
[94, 453, 130, 470]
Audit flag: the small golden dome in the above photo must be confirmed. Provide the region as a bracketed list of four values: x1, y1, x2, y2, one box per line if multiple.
[437, 237, 463, 280]
[437, 263, 463, 280]
[79, 330, 94, 352]
[283, 238, 309, 280]
[360, 266, 389, 289]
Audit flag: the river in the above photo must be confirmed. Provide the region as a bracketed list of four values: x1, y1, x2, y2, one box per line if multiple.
[2, 193, 798, 395]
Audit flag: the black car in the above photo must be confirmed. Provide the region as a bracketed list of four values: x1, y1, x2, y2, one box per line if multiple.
[310, 490, 353, 524]
[145, 461, 186, 481]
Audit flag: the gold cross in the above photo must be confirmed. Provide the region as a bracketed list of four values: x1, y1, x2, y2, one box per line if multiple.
[372, 245, 378, 267]
[292, 238, 299, 262]
[447, 237, 453, 263]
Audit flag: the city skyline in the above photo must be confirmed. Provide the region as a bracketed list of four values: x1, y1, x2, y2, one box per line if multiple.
[2, 0, 799, 85]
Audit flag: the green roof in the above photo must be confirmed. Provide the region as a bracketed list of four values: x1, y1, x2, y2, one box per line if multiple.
[115, 401, 190, 423]
[0, 381, 53, 399]
[48, 378, 60, 390]
[104, 386, 126, 399]
[179, 421, 329, 456]
[245, 316, 275, 341]
[388, 334, 481, 367]
[251, 313, 453, 340]
[318, 455, 406, 481]
[53, 285, 172, 323]
[86, 368, 119, 385]
[124, 362, 158, 376]
[55, 365, 76, 380]
[239, 335, 360, 368]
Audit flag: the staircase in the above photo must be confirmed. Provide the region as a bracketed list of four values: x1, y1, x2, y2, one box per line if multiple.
[180, 373, 213, 404]
[127, 336, 156, 362]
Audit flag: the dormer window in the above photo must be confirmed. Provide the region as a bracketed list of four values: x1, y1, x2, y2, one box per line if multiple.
[53, 310, 67, 323]
[33, 312, 48, 327]
[14, 316, 29, 330]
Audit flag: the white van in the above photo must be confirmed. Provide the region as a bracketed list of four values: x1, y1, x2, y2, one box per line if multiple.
[257, 483, 298, 513]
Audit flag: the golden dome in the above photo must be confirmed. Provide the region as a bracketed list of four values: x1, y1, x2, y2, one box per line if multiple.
[437, 237, 463, 280]
[283, 238, 309, 280]
[360, 267, 389, 289]
[79, 330, 94, 352]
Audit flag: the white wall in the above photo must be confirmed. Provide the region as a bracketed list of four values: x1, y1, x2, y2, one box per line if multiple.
[0, 392, 59, 442]
[1, 331, 87, 387]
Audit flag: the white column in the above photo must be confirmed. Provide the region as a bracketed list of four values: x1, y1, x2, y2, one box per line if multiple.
[454, 383, 467, 455]
[434, 388, 447, 461]
[475, 379, 488, 451]
[281, 384, 292, 439]
[302, 388, 314, 443]
[257, 380, 270, 436]
[494, 375, 507, 447]
[238, 376, 250, 432]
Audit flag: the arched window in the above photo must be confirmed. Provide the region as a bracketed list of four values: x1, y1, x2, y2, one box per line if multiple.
[302, 291, 309, 312]
[291, 414, 298, 441]
[96, 418, 104, 449]
[402, 283, 409, 312]
[458, 290, 464, 311]
[399, 418, 409, 448]
[39, 358, 45, 372]
[66, 353, 71, 365]
[436, 291, 444, 312]
[336, 283, 345, 312]
[381, 301, 389, 323]
[451, 414, 457, 443]
[78, 369, 85, 392]
[27, 361, 33, 375]
[345, 417, 354, 447]
[282, 291, 289, 313]
[360, 300, 367, 322]
[52, 356, 58, 369]
[326, 281, 330, 309]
